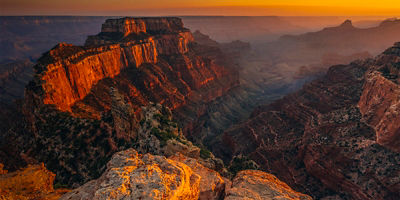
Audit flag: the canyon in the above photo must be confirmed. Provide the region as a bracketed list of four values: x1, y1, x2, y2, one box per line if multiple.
[213, 43, 400, 199]
[0, 16, 400, 200]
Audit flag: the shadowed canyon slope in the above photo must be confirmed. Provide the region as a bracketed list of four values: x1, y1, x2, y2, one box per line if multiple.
[213, 43, 400, 200]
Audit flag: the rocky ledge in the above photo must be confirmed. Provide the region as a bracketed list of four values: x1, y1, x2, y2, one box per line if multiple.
[60, 148, 311, 200]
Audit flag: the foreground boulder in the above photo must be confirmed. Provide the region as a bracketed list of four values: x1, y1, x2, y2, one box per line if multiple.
[61, 149, 311, 200]
[170, 153, 228, 200]
[60, 149, 200, 200]
[0, 163, 69, 200]
[225, 170, 312, 200]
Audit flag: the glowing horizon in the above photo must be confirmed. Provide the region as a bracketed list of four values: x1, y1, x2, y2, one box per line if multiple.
[1, 0, 400, 16]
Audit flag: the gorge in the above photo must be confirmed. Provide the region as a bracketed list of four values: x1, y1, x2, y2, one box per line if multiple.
[0, 16, 399, 200]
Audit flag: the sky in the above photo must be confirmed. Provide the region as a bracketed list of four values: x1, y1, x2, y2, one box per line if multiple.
[1, 0, 400, 16]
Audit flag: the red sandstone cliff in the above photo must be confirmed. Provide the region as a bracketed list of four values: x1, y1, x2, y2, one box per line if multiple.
[20, 17, 238, 186]
[25, 17, 237, 115]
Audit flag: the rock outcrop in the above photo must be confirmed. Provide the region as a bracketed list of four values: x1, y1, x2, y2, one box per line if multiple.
[61, 149, 310, 200]
[358, 43, 400, 152]
[19, 17, 238, 186]
[225, 170, 312, 200]
[170, 153, 228, 200]
[0, 163, 69, 200]
[60, 149, 200, 200]
[213, 42, 400, 199]
[26, 17, 236, 113]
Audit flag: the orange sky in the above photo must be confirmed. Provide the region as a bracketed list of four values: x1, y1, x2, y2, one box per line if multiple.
[1, 0, 400, 16]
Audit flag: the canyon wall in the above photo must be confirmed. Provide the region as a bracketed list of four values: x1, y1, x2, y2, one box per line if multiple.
[31, 18, 195, 112]
[358, 44, 400, 152]
[21, 17, 238, 186]
[212, 43, 400, 199]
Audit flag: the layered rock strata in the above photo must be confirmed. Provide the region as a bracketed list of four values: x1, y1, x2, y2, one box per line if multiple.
[213, 43, 400, 199]
[21, 17, 238, 186]
[26, 17, 236, 114]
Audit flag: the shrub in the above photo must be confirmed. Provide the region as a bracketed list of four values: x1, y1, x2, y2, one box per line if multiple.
[228, 155, 259, 175]
[54, 182, 69, 189]
[150, 127, 177, 147]
[200, 148, 212, 159]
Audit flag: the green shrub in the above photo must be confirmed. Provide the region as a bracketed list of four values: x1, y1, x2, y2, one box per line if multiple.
[151, 127, 177, 147]
[200, 148, 212, 159]
[54, 182, 69, 189]
[228, 155, 259, 175]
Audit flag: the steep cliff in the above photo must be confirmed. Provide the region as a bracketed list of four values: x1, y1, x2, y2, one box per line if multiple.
[20, 17, 238, 186]
[213, 43, 400, 199]
[358, 43, 400, 152]
[25, 17, 237, 115]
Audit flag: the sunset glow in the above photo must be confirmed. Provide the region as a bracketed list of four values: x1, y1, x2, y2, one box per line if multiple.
[1, 0, 400, 16]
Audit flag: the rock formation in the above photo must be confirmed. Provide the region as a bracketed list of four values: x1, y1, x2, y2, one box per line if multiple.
[18, 17, 238, 186]
[213, 42, 400, 199]
[358, 44, 400, 152]
[25, 17, 237, 114]
[60, 149, 310, 200]
[60, 149, 201, 200]
[169, 153, 228, 200]
[225, 170, 312, 200]
[0, 163, 69, 200]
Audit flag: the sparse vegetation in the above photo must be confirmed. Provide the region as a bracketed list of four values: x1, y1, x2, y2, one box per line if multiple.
[228, 155, 259, 175]
[54, 182, 69, 189]
[200, 148, 212, 159]
[150, 127, 178, 147]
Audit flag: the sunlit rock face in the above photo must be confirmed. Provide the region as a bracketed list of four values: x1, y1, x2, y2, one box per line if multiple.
[169, 153, 228, 200]
[0, 163, 69, 200]
[87, 17, 188, 44]
[30, 18, 193, 112]
[213, 42, 400, 200]
[225, 170, 312, 200]
[60, 149, 311, 200]
[60, 149, 201, 200]
[31, 42, 158, 112]
[25, 17, 236, 115]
